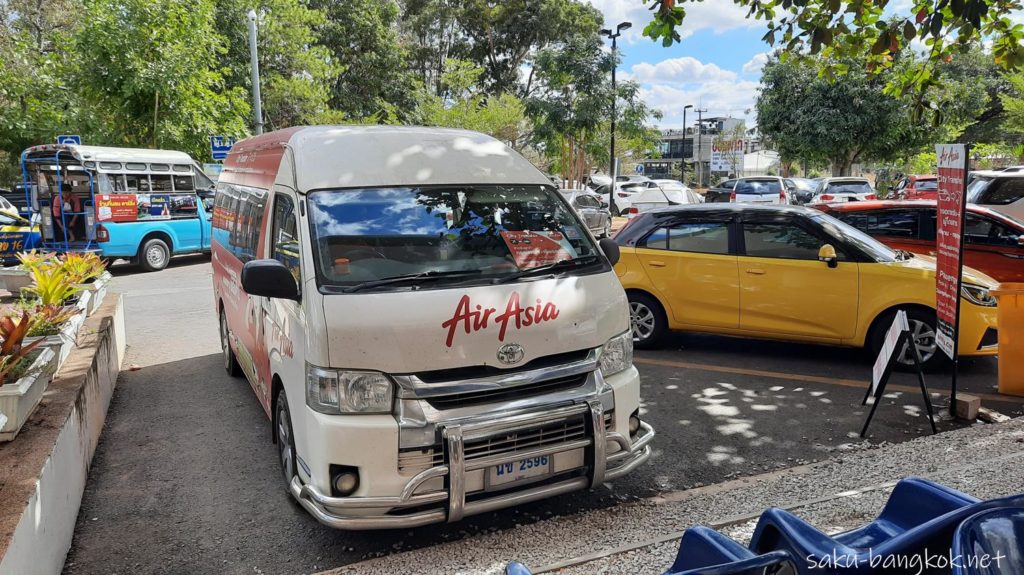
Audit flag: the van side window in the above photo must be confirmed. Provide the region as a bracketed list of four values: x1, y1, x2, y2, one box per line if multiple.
[271, 195, 301, 284]
[213, 184, 266, 261]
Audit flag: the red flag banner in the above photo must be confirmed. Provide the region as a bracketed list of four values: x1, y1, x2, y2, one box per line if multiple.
[934, 144, 968, 359]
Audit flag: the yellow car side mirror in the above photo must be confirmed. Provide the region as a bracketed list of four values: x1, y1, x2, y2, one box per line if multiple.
[818, 244, 838, 268]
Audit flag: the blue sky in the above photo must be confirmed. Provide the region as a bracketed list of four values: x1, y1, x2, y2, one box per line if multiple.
[588, 0, 774, 129]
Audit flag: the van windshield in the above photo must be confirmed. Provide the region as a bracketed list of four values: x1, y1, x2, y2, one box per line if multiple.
[308, 185, 604, 290]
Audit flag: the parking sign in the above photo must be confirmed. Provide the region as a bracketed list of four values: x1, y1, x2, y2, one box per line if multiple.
[209, 136, 236, 161]
[57, 135, 82, 146]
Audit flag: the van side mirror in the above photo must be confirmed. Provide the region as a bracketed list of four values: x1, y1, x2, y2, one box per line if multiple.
[818, 244, 838, 268]
[242, 259, 299, 300]
[599, 237, 620, 266]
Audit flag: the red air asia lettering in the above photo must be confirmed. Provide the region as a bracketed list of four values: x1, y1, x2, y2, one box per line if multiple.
[442, 292, 560, 347]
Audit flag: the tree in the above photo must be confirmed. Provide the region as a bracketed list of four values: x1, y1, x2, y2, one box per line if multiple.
[73, 0, 251, 160]
[643, 0, 1024, 100]
[213, 0, 337, 130]
[1000, 72, 1024, 137]
[312, 0, 420, 121]
[419, 59, 526, 143]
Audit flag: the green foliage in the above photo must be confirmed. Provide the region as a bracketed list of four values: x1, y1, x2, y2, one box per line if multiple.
[0, 311, 45, 383]
[24, 266, 82, 307]
[643, 0, 1024, 99]
[420, 61, 526, 143]
[1000, 72, 1024, 136]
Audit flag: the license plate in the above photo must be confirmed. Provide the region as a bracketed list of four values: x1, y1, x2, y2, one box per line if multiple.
[489, 455, 551, 487]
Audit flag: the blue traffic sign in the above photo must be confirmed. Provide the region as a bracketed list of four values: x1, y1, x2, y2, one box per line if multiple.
[57, 135, 81, 146]
[635, 164, 644, 175]
[209, 135, 236, 161]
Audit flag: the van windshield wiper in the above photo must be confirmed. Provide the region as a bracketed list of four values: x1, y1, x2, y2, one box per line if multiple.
[343, 269, 483, 293]
[496, 255, 603, 284]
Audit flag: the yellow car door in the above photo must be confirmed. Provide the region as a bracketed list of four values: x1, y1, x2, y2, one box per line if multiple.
[737, 215, 859, 341]
[633, 216, 740, 329]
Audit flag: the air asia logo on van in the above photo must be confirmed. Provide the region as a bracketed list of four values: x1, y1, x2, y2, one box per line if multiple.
[442, 292, 559, 347]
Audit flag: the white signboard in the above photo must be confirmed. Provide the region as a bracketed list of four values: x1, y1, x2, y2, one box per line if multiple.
[871, 310, 910, 395]
[710, 139, 744, 173]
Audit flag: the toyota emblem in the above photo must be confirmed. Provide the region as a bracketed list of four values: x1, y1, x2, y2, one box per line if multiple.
[496, 343, 525, 365]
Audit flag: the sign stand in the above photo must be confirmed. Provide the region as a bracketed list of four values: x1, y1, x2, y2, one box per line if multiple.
[860, 310, 937, 438]
[934, 143, 970, 416]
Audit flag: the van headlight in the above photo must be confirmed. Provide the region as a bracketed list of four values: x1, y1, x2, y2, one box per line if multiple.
[306, 365, 393, 414]
[599, 331, 633, 377]
[961, 284, 997, 307]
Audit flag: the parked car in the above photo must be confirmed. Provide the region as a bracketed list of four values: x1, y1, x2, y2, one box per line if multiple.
[597, 179, 660, 215]
[0, 209, 41, 264]
[628, 182, 702, 216]
[1001, 166, 1024, 173]
[613, 204, 998, 370]
[705, 177, 792, 205]
[559, 189, 612, 238]
[967, 172, 1024, 221]
[891, 175, 938, 200]
[810, 177, 877, 203]
[815, 200, 1024, 283]
[788, 178, 818, 205]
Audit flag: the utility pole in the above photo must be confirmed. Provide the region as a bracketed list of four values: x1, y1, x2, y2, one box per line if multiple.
[681, 104, 692, 184]
[247, 9, 264, 135]
[601, 21, 632, 211]
[695, 108, 707, 187]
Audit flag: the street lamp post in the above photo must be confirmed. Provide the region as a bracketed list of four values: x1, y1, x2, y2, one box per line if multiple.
[694, 107, 707, 186]
[601, 21, 631, 211]
[681, 104, 693, 184]
[247, 9, 264, 135]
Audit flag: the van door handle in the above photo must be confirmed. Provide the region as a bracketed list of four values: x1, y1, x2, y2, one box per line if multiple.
[745, 268, 766, 275]
[647, 260, 667, 268]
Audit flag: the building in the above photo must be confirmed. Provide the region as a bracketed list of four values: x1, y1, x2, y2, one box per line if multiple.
[638, 117, 769, 185]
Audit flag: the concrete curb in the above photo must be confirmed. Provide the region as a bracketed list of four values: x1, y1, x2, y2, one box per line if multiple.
[0, 294, 126, 575]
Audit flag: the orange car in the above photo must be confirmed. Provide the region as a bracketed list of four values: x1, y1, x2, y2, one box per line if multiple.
[890, 175, 938, 200]
[815, 200, 1024, 282]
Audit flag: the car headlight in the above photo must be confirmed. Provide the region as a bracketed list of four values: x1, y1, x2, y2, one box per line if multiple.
[306, 365, 393, 414]
[961, 284, 997, 307]
[599, 331, 633, 377]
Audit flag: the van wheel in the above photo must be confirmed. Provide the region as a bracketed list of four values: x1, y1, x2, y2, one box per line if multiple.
[628, 292, 667, 349]
[276, 388, 298, 490]
[139, 238, 170, 272]
[220, 309, 242, 377]
[870, 308, 946, 371]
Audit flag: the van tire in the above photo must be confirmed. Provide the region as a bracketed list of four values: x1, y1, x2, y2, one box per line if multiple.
[220, 309, 242, 377]
[275, 388, 298, 490]
[139, 238, 170, 272]
[628, 292, 667, 349]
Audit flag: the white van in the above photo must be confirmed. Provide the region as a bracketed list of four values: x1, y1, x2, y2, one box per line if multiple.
[212, 126, 654, 529]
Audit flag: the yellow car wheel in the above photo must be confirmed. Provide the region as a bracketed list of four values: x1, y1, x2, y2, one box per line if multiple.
[628, 292, 667, 349]
[870, 307, 947, 372]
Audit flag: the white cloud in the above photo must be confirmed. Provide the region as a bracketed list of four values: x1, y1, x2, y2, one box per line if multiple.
[741, 52, 769, 76]
[640, 80, 760, 128]
[631, 57, 737, 84]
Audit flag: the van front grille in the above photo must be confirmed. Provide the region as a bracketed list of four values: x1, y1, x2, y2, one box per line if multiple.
[423, 374, 587, 410]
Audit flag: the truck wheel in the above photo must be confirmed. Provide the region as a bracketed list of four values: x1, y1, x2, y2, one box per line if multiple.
[220, 309, 242, 377]
[139, 238, 170, 272]
[628, 292, 667, 349]
[275, 388, 298, 490]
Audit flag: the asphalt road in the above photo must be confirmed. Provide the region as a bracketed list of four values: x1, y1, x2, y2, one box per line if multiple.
[62, 256, 1022, 575]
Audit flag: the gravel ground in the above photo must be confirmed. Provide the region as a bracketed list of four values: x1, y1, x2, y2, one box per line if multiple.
[324, 417, 1024, 575]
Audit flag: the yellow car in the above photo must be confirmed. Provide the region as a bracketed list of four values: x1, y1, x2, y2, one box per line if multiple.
[613, 204, 998, 369]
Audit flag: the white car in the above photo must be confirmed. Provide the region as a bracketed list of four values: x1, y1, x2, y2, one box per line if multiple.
[595, 180, 658, 215]
[627, 180, 702, 216]
[810, 177, 877, 203]
[968, 172, 1024, 221]
[731, 177, 791, 205]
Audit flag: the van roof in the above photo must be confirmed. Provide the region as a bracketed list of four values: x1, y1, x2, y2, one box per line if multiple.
[224, 126, 551, 192]
[24, 144, 195, 165]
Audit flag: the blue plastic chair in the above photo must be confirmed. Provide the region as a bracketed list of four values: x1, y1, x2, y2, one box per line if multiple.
[749, 478, 1024, 574]
[664, 525, 792, 575]
[505, 562, 532, 575]
[952, 507, 1024, 575]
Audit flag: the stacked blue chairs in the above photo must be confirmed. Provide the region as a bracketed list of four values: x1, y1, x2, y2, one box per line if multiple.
[952, 507, 1024, 575]
[749, 477, 1024, 574]
[662, 525, 792, 575]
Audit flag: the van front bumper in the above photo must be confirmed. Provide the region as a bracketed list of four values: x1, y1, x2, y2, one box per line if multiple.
[288, 400, 653, 530]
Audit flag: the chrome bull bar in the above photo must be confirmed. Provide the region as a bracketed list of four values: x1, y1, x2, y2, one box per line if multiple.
[289, 400, 654, 529]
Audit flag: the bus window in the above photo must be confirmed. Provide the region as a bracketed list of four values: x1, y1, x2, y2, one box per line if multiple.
[151, 174, 173, 192]
[100, 162, 122, 170]
[194, 169, 214, 191]
[109, 174, 127, 192]
[173, 175, 194, 192]
[126, 174, 147, 192]
[150, 163, 170, 172]
[125, 162, 146, 171]
[173, 164, 191, 172]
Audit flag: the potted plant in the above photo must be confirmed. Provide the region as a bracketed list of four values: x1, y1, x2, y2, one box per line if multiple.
[23, 304, 82, 373]
[23, 264, 88, 313]
[0, 311, 56, 441]
[60, 252, 110, 314]
[0, 251, 52, 294]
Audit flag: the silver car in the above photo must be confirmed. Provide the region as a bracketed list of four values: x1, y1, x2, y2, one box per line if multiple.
[559, 189, 612, 238]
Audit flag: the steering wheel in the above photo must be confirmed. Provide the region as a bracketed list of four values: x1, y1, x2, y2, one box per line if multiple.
[339, 247, 387, 261]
